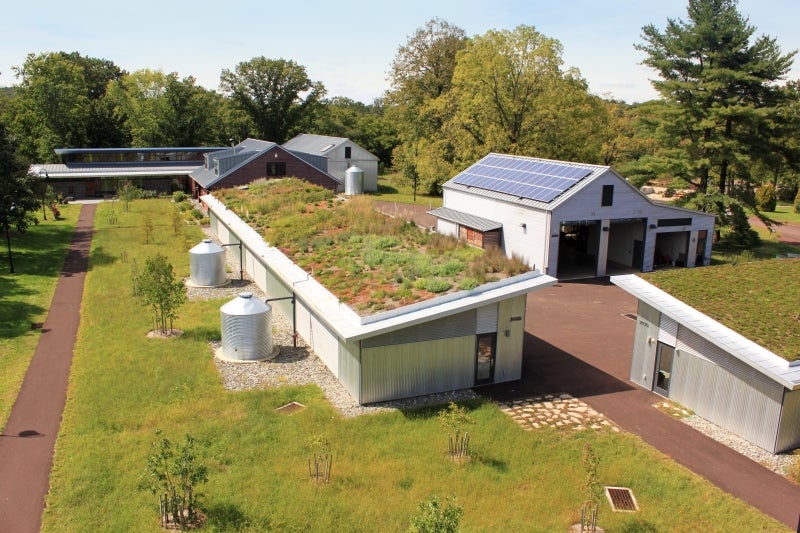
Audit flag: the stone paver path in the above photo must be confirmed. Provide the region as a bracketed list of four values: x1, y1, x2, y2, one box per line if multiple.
[498, 393, 619, 432]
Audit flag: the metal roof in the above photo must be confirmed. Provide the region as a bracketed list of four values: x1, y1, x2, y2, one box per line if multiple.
[611, 274, 800, 389]
[283, 134, 349, 155]
[190, 139, 277, 189]
[30, 162, 202, 179]
[428, 207, 502, 232]
[54, 147, 219, 155]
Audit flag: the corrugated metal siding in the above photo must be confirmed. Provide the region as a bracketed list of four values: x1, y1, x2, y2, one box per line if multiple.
[361, 336, 475, 404]
[307, 312, 339, 375]
[776, 389, 800, 452]
[338, 341, 361, 403]
[476, 304, 498, 334]
[495, 295, 527, 382]
[210, 212, 218, 234]
[362, 309, 476, 349]
[658, 314, 678, 345]
[672, 328, 783, 452]
[630, 301, 659, 388]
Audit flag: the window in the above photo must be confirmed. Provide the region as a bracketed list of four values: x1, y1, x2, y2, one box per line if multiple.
[657, 218, 692, 227]
[266, 162, 286, 176]
[601, 185, 614, 206]
[344, 146, 352, 159]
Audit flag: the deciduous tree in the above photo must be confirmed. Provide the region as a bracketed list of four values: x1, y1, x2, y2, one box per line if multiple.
[220, 57, 324, 143]
[0, 121, 40, 273]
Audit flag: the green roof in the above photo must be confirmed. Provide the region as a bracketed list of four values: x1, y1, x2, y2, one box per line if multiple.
[641, 259, 800, 361]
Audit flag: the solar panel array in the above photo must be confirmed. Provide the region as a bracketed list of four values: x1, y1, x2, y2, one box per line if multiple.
[452, 154, 595, 203]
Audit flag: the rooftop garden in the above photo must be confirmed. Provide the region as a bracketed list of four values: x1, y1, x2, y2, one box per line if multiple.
[641, 258, 800, 361]
[215, 178, 529, 315]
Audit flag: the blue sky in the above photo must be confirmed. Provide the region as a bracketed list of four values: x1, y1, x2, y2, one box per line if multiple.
[1, 0, 798, 104]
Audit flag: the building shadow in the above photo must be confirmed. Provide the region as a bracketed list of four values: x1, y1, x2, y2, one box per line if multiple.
[480, 332, 634, 403]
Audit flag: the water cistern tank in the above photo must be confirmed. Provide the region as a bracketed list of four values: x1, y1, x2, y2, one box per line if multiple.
[216, 292, 276, 362]
[344, 165, 364, 196]
[189, 239, 227, 287]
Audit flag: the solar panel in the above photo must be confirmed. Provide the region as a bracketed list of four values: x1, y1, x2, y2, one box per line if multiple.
[452, 154, 596, 203]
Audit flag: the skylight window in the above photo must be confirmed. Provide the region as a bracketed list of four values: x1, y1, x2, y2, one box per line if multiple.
[320, 143, 335, 153]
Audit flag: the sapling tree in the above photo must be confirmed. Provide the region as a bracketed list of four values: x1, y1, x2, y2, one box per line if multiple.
[139, 429, 208, 530]
[407, 494, 463, 533]
[117, 180, 140, 212]
[437, 402, 474, 462]
[580, 443, 602, 532]
[132, 253, 186, 335]
[307, 433, 332, 484]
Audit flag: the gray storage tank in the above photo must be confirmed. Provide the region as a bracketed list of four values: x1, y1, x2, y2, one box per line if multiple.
[189, 239, 227, 287]
[216, 292, 275, 362]
[344, 165, 364, 195]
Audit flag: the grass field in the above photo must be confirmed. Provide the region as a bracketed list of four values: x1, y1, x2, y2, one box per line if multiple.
[39, 199, 789, 532]
[369, 172, 444, 208]
[0, 205, 78, 428]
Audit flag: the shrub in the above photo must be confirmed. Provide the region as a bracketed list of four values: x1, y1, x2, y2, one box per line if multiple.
[755, 182, 777, 212]
[424, 278, 452, 293]
[795, 190, 800, 214]
[458, 278, 479, 291]
[172, 191, 188, 203]
[407, 495, 463, 533]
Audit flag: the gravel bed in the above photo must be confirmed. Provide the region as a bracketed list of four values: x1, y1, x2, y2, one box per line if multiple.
[682, 414, 795, 477]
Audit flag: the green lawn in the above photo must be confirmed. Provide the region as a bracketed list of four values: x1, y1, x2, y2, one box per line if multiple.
[754, 202, 800, 225]
[0, 205, 78, 428]
[369, 172, 444, 208]
[41, 199, 789, 532]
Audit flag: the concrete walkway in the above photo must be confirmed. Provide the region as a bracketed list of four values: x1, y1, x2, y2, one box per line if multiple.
[482, 278, 800, 530]
[0, 203, 96, 532]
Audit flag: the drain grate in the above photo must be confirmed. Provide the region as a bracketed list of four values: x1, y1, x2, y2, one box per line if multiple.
[605, 486, 638, 512]
[621, 313, 638, 321]
[275, 401, 305, 415]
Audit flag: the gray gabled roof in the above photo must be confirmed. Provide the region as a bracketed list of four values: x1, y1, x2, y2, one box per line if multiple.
[283, 134, 349, 155]
[190, 139, 277, 189]
[611, 274, 800, 389]
[427, 207, 502, 232]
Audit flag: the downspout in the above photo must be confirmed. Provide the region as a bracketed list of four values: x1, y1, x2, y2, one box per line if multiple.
[266, 293, 297, 348]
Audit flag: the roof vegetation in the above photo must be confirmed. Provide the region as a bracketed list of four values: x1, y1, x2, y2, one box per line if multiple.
[216, 178, 529, 315]
[641, 259, 800, 361]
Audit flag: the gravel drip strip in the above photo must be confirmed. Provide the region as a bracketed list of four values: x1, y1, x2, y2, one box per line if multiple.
[656, 401, 795, 477]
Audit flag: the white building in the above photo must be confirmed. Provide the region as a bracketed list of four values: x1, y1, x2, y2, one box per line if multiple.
[430, 153, 716, 279]
[283, 134, 379, 192]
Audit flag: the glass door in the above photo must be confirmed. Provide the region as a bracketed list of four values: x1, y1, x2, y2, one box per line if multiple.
[475, 333, 496, 385]
[653, 342, 675, 396]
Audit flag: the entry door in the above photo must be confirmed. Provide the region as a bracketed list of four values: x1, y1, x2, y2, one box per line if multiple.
[475, 333, 496, 385]
[653, 342, 675, 396]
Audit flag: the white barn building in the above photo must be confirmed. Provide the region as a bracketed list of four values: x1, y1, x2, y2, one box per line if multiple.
[430, 153, 716, 279]
[283, 134, 379, 192]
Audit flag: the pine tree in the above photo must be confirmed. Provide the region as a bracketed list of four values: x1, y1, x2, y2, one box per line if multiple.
[636, 0, 796, 194]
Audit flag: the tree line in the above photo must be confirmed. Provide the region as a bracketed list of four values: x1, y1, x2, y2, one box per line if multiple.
[1, 0, 799, 214]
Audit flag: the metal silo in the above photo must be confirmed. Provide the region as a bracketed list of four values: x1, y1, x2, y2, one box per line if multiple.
[189, 239, 227, 287]
[344, 165, 364, 195]
[217, 292, 274, 362]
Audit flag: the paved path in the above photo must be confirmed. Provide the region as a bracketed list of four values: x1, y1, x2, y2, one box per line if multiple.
[749, 215, 800, 246]
[482, 278, 800, 530]
[0, 204, 96, 532]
